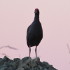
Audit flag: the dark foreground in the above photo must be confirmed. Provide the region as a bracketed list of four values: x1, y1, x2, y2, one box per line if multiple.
[0, 56, 57, 70]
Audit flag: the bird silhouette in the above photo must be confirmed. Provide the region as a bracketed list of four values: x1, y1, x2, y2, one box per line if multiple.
[0, 45, 18, 50]
[26, 8, 43, 58]
[67, 43, 70, 54]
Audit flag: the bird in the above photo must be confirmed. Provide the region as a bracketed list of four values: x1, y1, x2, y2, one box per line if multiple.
[67, 43, 70, 54]
[0, 45, 18, 50]
[26, 8, 43, 58]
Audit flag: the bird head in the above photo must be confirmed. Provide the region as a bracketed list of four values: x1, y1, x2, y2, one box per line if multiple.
[34, 8, 39, 15]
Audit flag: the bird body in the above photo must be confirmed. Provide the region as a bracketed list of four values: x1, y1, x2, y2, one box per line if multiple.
[26, 8, 43, 57]
[27, 20, 43, 47]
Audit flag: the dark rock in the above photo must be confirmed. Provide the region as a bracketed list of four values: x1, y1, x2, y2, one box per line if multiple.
[13, 58, 20, 69]
[14, 58, 20, 62]
[21, 57, 31, 63]
[0, 65, 8, 70]
[16, 67, 24, 70]
[0, 56, 57, 70]
[3, 56, 10, 62]
[0, 58, 4, 66]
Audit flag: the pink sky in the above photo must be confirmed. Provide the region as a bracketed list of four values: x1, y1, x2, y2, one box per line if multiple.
[0, 0, 70, 70]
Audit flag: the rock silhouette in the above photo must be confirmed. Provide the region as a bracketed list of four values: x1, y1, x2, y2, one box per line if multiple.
[0, 56, 57, 70]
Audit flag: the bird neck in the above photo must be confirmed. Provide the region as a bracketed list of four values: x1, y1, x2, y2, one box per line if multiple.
[34, 14, 39, 21]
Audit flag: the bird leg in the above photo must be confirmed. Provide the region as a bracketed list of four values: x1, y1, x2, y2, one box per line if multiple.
[29, 47, 31, 57]
[35, 46, 37, 58]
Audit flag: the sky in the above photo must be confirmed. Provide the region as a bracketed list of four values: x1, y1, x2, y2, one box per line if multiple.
[0, 0, 70, 70]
